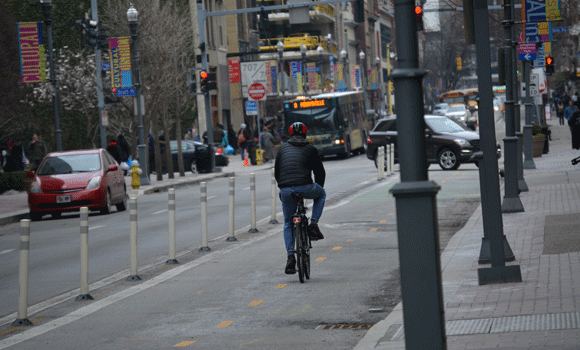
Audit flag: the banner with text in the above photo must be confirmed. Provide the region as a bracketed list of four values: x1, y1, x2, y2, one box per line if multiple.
[523, 0, 561, 23]
[108, 37, 132, 88]
[17, 22, 46, 83]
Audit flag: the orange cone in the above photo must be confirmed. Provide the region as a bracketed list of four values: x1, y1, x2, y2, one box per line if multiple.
[243, 157, 250, 166]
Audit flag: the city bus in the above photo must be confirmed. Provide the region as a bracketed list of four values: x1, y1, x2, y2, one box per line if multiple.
[283, 91, 369, 158]
[464, 88, 479, 111]
[438, 90, 468, 106]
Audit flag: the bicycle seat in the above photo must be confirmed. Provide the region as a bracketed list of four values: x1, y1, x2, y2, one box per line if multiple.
[291, 192, 305, 203]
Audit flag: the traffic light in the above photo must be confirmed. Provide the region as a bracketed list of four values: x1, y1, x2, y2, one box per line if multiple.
[187, 72, 197, 94]
[457, 57, 463, 71]
[545, 56, 555, 74]
[415, 6, 424, 31]
[85, 19, 98, 47]
[200, 71, 217, 93]
[98, 23, 109, 50]
[354, 0, 365, 23]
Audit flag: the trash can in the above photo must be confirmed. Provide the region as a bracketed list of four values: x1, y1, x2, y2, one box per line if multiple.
[195, 144, 212, 173]
[541, 126, 550, 154]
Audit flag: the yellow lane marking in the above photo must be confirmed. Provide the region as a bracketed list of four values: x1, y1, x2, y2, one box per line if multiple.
[249, 300, 264, 306]
[94, 284, 124, 298]
[215, 321, 234, 328]
[370, 228, 378, 231]
[153, 264, 172, 273]
[275, 284, 289, 289]
[196, 291, 203, 295]
[379, 220, 387, 223]
[359, 234, 366, 237]
[388, 213, 395, 216]
[174, 340, 197, 347]
[332, 247, 342, 251]
[346, 239, 354, 242]
[0, 318, 44, 337]
[316, 257, 327, 262]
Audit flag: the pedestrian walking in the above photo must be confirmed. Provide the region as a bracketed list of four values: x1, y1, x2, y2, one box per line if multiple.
[25, 133, 47, 171]
[564, 100, 578, 134]
[228, 124, 238, 154]
[237, 123, 251, 160]
[557, 99, 565, 125]
[569, 109, 580, 150]
[260, 127, 275, 162]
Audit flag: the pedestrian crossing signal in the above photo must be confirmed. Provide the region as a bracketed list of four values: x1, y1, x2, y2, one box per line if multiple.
[545, 56, 554, 74]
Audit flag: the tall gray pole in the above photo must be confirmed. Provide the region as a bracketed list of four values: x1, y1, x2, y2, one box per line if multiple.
[472, 0, 522, 285]
[41, 0, 62, 151]
[128, 6, 150, 185]
[91, 0, 106, 149]
[500, 0, 524, 213]
[523, 60, 536, 169]
[197, 0, 215, 172]
[389, 0, 446, 347]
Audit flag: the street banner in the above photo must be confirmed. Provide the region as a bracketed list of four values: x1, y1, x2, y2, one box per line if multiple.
[351, 65, 361, 89]
[108, 37, 132, 88]
[291, 61, 303, 93]
[544, 42, 551, 54]
[265, 60, 277, 94]
[525, 22, 553, 43]
[17, 22, 46, 83]
[228, 59, 240, 83]
[523, 0, 561, 23]
[329, 55, 335, 80]
[307, 63, 317, 90]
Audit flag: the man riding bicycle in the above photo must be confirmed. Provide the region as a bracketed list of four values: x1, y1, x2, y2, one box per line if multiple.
[275, 122, 326, 275]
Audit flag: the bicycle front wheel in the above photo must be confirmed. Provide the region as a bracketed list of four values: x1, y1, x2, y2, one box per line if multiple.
[295, 223, 305, 283]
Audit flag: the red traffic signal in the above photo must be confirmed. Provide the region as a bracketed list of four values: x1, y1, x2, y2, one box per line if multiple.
[200, 70, 209, 80]
[545, 57, 553, 66]
[415, 6, 423, 15]
[200, 70, 217, 93]
[415, 6, 424, 31]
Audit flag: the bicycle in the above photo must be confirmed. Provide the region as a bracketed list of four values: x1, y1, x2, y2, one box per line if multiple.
[291, 193, 311, 283]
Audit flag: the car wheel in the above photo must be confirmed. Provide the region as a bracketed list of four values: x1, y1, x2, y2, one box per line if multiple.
[341, 139, 351, 159]
[116, 187, 128, 212]
[51, 212, 62, 219]
[438, 148, 460, 170]
[30, 212, 42, 221]
[100, 189, 112, 215]
[189, 160, 197, 173]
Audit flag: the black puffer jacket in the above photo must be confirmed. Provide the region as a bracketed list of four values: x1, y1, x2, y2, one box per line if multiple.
[275, 136, 325, 188]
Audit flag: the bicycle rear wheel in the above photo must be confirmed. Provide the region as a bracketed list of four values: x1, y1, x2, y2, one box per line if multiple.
[302, 223, 310, 280]
[295, 223, 305, 283]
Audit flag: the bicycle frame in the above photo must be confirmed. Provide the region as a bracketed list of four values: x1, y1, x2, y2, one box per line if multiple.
[291, 193, 311, 283]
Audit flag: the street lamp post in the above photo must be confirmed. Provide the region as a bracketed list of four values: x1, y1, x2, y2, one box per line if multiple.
[317, 45, 324, 92]
[300, 44, 308, 96]
[341, 49, 350, 91]
[376, 56, 382, 114]
[277, 40, 285, 101]
[40, 0, 62, 151]
[359, 51, 370, 112]
[127, 4, 150, 185]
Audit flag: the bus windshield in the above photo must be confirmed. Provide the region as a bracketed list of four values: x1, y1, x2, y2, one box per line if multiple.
[285, 107, 337, 134]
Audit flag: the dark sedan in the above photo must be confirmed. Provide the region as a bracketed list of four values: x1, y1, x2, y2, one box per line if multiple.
[167, 140, 229, 174]
[366, 115, 500, 170]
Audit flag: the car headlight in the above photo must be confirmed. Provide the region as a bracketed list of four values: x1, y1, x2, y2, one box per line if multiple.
[30, 181, 42, 193]
[494, 106, 499, 111]
[86, 176, 102, 190]
[454, 139, 470, 147]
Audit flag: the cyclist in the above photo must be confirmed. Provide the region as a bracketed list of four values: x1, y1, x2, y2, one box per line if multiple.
[275, 122, 326, 274]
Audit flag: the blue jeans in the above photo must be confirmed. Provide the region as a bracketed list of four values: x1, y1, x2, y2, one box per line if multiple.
[280, 183, 326, 256]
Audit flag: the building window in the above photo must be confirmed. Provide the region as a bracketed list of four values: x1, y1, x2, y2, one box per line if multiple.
[380, 24, 392, 59]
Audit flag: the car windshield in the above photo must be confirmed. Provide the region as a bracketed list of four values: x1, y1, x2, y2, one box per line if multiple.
[426, 117, 467, 133]
[447, 105, 465, 112]
[434, 104, 448, 111]
[37, 154, 101, 175]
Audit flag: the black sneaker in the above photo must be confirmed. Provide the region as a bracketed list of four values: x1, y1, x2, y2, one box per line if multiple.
[285, 255, 296, 274]
[308, 223, 324, 241]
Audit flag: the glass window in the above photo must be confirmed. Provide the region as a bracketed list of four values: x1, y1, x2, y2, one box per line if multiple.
[426, 117, 466, 133]
[37, 154, 101, 175]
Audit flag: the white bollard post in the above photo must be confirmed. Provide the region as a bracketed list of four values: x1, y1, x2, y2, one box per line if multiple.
[389, 143, 395, 175]
[270, 168, 279, 224]
[378, 146, 384, 180]
[127, 197, 141, 281]
[385, 144, 391, 175]
[12, 219, 32, 326]
[167, 189, 178, 264]
[76, 207, 93, 300]
[200, 182, 211, 251]
[226, 177, 237, 241]
[249, 173, 259, 232]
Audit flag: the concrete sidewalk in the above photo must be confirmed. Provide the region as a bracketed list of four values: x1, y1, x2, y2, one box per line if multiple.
[0, 154, 274, 226]
[355, 120, 580, 349]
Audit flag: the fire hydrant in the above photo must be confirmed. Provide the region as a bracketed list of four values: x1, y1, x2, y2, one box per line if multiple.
[129, 160, 143, 189]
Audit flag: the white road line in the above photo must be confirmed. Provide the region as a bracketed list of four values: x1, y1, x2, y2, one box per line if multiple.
[88, 225, 105, 231]
[207, 196, 216, 200]
[152, 209, 168, 215]
[0, 249, 15, 255]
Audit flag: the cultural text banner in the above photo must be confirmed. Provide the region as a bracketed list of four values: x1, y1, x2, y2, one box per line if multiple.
[17, 22, 46, 84]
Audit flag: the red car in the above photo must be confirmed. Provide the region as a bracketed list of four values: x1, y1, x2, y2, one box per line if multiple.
[28, 149, 128, 221]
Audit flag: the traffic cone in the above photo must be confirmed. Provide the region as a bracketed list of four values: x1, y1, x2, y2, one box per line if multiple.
[243, 157, 250, 166]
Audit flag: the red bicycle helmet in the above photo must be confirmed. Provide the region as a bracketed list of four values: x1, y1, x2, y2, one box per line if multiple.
[289, 122, 307, 136]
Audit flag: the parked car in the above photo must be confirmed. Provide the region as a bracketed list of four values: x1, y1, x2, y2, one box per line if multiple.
[167, 140, 229, 174]
[432, 103, 450, 116]
[445, 104, 471, 124]
[27, 149, 127, 221]
[366, 115, 501, 171]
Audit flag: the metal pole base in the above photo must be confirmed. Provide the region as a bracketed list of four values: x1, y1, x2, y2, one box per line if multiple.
[12, 318, 33, 326]
[248, 228, 259, 233]
[199, 246, 211, 251]
[501, 196, 525, 213]
[226, 236, 238, 241]
[75, 294, 94, 301]
[165, 259, 179, 265]
[126, 275, 142, 281]
[478, 236, 516, 264]
[523, 159, 536, 169]
[478, 265, 522, 285]
[269, 219, 279, 224]
[518, 179, 529, 192]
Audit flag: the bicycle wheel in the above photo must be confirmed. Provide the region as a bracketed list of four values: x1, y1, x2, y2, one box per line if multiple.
[295, 223, 305, 283]
[302, 222, 310, 280]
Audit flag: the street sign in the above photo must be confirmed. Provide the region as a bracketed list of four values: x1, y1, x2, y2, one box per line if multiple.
[115, 87, 136, 96]
[519, 43, 537, 61]
[101, 62, 111, 69]
[248, 82, 266, 101]
[552, 27, 568, 32]
[519, 53, 537, 61]
[240, 61, 266, 99]
[245, 100, 258, 115]
[101, 110, 109, 126]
